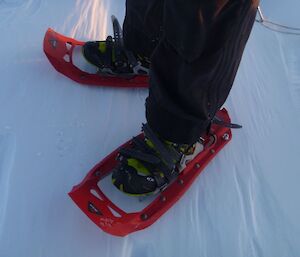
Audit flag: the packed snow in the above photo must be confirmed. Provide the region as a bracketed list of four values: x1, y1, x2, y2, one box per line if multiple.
[0, 0, 299, 256]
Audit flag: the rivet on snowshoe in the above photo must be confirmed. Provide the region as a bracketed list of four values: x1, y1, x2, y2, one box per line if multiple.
[49, 39, 57, 48]
[95, 170, 101, 177]
[178, 179, 184, 185]
[116, 154, 123, 161]
[141, 213, 148, 220]
[195, 163, 201, 169]
[222, 133, 230, 141]
[160, 195, 167, 202]
[210, 149, 215, 154]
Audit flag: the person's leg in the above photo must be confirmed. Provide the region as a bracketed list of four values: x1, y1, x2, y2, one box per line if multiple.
[123, 0, 164, 58]
[146, 0, 260, 144]
[112, 0, 260, 195]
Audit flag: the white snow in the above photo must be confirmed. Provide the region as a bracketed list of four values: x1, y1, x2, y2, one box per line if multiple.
[0, 1, 299, 256]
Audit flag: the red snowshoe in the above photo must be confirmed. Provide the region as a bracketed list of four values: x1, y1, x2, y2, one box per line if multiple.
[69, 108, 233, 236]
[43, 16, 149, 88]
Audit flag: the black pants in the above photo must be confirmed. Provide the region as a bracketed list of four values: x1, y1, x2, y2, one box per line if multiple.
[123, 0, 259, 144]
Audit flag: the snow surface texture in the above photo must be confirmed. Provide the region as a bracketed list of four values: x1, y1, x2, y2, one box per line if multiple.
[0, 0, 299, 256]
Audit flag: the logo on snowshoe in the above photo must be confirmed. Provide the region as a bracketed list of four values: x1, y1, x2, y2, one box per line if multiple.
[88, 202, 102, 216]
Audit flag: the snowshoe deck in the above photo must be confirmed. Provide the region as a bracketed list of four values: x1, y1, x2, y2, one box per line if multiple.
[43, 28, 149, 88]
[69, 108, 232, 236]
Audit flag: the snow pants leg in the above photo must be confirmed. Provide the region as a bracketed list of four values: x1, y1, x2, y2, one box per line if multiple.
[123, 0, 259, 144]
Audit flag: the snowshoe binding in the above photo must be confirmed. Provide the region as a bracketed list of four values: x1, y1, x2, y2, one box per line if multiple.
[111, 113, 242, 196]
[43, 16, 149, 88]
[82, 15, 150, 77]
[112, 123, 207, 196]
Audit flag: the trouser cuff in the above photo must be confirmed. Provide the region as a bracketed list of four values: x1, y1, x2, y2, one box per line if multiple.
[145, 97, 211, 144]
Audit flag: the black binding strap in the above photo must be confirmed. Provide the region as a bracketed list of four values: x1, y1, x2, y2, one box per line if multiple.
[111, 15, 124, 67]
[119, 148, 161, 165]
[111, 15, 147, 75]
[212, 115, 242, 129]
[131, 136, 155, 154]
[142, 123, 182, 170]
[103, 36, 113, 67]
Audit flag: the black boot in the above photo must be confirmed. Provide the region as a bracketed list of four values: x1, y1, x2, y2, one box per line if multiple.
[112, 124, 206, 196]
[82, 16, 150, 76]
